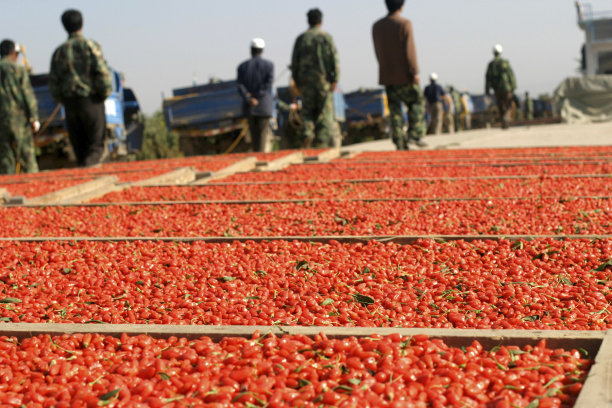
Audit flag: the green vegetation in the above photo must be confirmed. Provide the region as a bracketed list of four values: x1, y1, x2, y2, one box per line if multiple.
[136, 111, 182, 160]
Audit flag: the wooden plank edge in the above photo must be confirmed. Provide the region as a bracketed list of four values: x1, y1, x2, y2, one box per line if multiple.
[0, 323, 604, 355]
[27, 176, 118, 205]
[304, 148, 341, 163]
[0, 188, 11, 204]
[66, 184, 126, 205]
[256, 151, 305, 171]
[191, 157, 258, 185]
[0, 235, 609, 243]
[131, 167, 196, 187]
[574, 330, 612, 407]
[130, 173, 611, 188]
[8, 195, 612, 208]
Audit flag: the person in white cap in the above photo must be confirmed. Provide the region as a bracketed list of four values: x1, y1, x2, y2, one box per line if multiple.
[423, 72, 446, 135]
[0, 39, 40, 174]
[485, 44, 516, 129]
[237, 37, 275, 152]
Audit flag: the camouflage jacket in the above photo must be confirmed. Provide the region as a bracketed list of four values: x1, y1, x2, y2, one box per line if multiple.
[485, 56, 516, 94]
[49, 33, 112, 102]
[0, 57, 38, 123]
[291, 27, 339, 88]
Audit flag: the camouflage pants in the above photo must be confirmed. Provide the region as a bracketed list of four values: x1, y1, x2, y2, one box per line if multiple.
[300, 84, 337, 148]
[0, 115, 38, 174]
[385, 84, 426, 150]
[495, 91, 513, 129]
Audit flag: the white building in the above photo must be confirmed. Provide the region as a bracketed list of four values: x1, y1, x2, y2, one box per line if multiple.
[576, 1, 612, 75]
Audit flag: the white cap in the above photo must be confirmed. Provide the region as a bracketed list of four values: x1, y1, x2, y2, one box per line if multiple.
[251, 38, 265, 49]
[14, 43, 20, 53]
[430, 72, 438, 81]
[493, 44, 503, 54]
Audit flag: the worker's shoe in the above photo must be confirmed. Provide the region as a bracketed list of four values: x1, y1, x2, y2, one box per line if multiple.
[411, 138, 428, 148]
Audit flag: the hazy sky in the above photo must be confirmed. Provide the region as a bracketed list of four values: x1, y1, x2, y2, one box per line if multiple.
[3, 1, 609, 114]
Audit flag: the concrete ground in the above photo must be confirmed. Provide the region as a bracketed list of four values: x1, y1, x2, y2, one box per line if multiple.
[342, 121, 612, 151]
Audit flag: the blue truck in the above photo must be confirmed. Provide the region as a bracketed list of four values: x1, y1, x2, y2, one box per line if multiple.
[162, 80, 248, 155]
[342, 88, 390, 144]
[163, 79, 347, 155]
[31, 69, 142, 169]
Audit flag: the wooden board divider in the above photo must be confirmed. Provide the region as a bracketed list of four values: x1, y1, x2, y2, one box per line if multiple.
[27, 176, 118, 205]
[147, 173, 608, 188]
[302, 159, 612, 168]
[343, 157, 612, 165]
[304, 148, 341, 163]
[0, 323, 603, 353]
[0, 234, 609, 243]
[191, 157, 258, 185]
[254, 151, 304, 171]
[130, 167, 196, 187]
[7, 195, 611, 208]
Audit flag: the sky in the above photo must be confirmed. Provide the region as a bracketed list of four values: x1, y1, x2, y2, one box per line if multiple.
[3, 1, 610, 114]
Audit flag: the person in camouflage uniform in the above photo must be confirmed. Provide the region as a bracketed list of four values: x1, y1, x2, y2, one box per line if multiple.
[485, 44, 516, 129]
[49, 9, 112, 167]
[0, 40, 40, 174]
[372, 0, 426, 150]
[524, 91, 534, 121]
[449, 86, 463, 131]
[290, 8, 340, 148]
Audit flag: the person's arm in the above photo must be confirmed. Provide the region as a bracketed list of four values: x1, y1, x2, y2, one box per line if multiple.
[20, 66, 39, 125]
[263, 61, 274, 95]
[290, 36, 301, 88]
[48, 48, 63, 102]
[88, 40, 112, 99]
[404, 20, 419, 84]
[236, 64, 250, 101]
[324, 34, 339, 90]
[485, 63, 492, 95]
[507, 61, 517, 91]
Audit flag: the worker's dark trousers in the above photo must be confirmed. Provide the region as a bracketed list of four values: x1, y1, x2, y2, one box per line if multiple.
[248, 115, 271, 152]
[63, 97, 107, 167]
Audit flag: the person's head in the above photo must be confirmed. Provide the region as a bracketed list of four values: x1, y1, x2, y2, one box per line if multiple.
[385, 0, 405, 14]
[493, 44, 503, 56]
[429, 72, 438, 83]
[61, 9, 83, 34]
[250, 37, 265, 57]
[0, 40, 18, 59]
[307, 8, 323, 27]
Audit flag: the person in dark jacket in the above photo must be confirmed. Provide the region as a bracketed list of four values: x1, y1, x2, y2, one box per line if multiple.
[237, 38, 274, 152]
[423, 73, 445, 135]
[49, 9, 112, 167]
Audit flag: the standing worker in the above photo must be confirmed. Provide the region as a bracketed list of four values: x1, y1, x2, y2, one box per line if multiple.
[237, 38, 274, 152]
[0, 40, 40, 174]
[461, 91, 473, 130]
[372, 0, 426, 150]
[290, 8, 340, 148]
[524, 91, 534, 121]
[485, 44, 516, 129]
[49, 9, 112, 167]
[423, 73, 445, 135]
[449, 86, 463, 132]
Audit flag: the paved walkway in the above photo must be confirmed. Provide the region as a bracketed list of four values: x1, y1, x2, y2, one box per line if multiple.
[343, 121, 612, 151]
